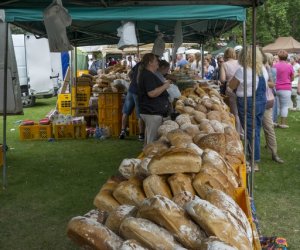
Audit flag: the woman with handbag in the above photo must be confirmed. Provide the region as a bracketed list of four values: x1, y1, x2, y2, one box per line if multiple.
[262, 53, 284, 164]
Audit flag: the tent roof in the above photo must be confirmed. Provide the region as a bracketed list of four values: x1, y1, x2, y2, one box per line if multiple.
[262, 37, 300, 54]
[211, 40, 238, 55]
[2, 3, 249, 46]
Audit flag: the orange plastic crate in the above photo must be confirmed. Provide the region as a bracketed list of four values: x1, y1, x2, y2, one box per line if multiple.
[98, 93, 123, 108]
[54, 124, 86, 139]
[98, 107, 122, 124]
[57, 94, 71, 115]
[19, 124, 52, 140]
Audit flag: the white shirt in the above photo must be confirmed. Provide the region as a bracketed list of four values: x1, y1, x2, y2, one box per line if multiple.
[234, 66, 269, 97]
[292, 63, 300, 87]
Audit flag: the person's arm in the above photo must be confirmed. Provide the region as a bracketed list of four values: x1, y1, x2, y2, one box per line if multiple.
[148, 80, 171, 98]
[220, 64, 226, 82]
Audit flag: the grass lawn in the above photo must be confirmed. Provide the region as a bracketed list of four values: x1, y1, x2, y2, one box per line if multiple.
[0, 97, 299, 249]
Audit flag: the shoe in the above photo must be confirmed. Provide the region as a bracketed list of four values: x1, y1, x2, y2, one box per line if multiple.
[138, 133, 145, 142]
[290, 107, 297, 111]
[119, 130, 126, 139]
[254, 163, 259, 172]
[278, 124, 289, 129]
[273, 123, 278, 128]
[272, 154, 284, 164]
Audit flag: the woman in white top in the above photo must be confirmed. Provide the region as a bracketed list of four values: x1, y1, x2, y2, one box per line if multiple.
[191, 52, 202, 75]
[229, 46, 268, 171]
[220, 47, 243, 137]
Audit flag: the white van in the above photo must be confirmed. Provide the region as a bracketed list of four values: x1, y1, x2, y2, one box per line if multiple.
[12, 34, 63, 107]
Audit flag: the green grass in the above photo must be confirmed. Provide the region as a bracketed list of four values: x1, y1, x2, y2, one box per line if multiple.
[0, 97, 142, 249]
[0, 97, 299, 249]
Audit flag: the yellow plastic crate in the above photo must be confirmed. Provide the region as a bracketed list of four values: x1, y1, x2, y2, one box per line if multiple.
[54, 124, 86, 139]
[19, 124, 52, 140]
[57, 94, 71, 115]
[129, 109, 139, 136]
[98, 93, 123, 109]
[72, 107, 90, 117]
[72, 86, 91, 107]
[77, 70, 89, 77]
[98, 107, 122, 124]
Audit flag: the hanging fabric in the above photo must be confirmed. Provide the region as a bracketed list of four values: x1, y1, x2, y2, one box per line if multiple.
[43, 0, 73, 52]
[152, 32, 165, 57]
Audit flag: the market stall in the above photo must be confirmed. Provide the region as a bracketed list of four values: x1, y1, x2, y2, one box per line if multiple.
[1, 1, 267, 249]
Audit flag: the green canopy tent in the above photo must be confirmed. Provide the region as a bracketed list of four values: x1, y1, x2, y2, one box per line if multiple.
[211, 40, 238, 56]
[1, 0, 264, 197]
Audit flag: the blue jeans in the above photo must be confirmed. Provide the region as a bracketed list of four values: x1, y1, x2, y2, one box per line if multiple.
[237, 97, 266, 161]
[122, 91, 140, 118]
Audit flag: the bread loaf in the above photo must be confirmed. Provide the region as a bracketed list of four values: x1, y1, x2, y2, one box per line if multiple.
[175, 114, 191, 126]
[225, 133, 244, 162]
[93, 180, 121, 212]
[186, 143, 203, 156]
[185, 197, 252, 250]
[198, 121, 215, 134]
[180, 124, 200, 137]
[201, 237, 238, 250]
[118, 158, 142, 179]
[172, 191, 195, 208]
[207, 111, 222, 122]
[163, 120, 180, 128]
[192, 167, 235, 198]
[184, 97, 197, 108]
[193, 110, 207, 123]
[137, 195, 205, 249]
[120, 217, 186, 250]
[209, 120, 225, 133]
[158, 124, 178, 137]
[113, 177, 146, 206]
[195, 133, 226, 157]
[168, 173, 195, 196]
[143, 174, 172, 199]
[105, 205, 137, 234]
[120, 240, 148, 250]
[195, 103, 208, 113]
[143, 141, 170, 157]
[203, 188, 253, 245]
[166, 129, 193, 147]
[84, 209, 108, 224]
[148, 148, 202, 175]
[67, 216, 123, 250]
[202, 149, 240, 188]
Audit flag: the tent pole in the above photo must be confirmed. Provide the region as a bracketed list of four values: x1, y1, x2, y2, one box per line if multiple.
[2, 22, 9, 189]
[74, 46, 78, 116]
[242, 21, 248, 191]
[201, 44, 204, 79]
[250, 3, 257, 198]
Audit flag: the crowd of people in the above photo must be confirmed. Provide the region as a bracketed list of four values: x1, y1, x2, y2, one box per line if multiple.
[97, 48, 299, 171]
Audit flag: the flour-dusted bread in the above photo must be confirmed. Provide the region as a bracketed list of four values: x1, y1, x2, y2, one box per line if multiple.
[201, 237, 238, 250]
[186, 143, 203, 156]
[118, 158, 142, 179]
[225, 133, 245, 163]
[203, 188, 253, 246]
[184, 97, 197, 108]
[138, 157, 152, 176]
[198, 121, 215, 134]
[183, 106, 195, 115]
[93, 179, 121, 212]
[67, 216, 123, 250]
[166, 129, 193, 148]
[105, 205, 137, 234]
[206, 110, 222, 122]
[192, 166, 235, 198]
[193, 110, 207, 123]
[209, 120, 225, 133]
[143, 141, 170, 157]
[202, 149, 240, 188]
[180, 123, 200, 137]
[120, 217, 187, 250]
[158, 124, 178, 137]
[120, 240, 148, 250]
[195, 133, 226, 157]
[163, 119, 180, 128]
[83, 209, 108, 224]
[143, 174, 172, 199]
[137, 195, 206, 249]
[172, 191, 195, 208]
[113, 177, 146, 206]
[175, 114, 191, 126]
[119, 240, 147, 250]
[185, 197, 252, 250]
[168, 173, 195, 196]
[195, 103, 208, 113]
[147, 148, 202, 175]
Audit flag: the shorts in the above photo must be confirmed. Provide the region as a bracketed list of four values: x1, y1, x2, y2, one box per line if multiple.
[122, 91, 140, 118]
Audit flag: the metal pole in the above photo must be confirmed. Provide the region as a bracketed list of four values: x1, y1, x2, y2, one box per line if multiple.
[242, 21, 248, 189]
[250, 4, 257, 198]
[201, 43, 204, 79]
[74, 46, 78, 116]
[2, 22, 9, 189]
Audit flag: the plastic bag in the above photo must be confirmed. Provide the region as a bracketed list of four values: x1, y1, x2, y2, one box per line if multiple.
[152, 33, 165, 57]
[43, 0, 73, 52]
[167, 84, 181, 102]
[117, 21, 138, 50]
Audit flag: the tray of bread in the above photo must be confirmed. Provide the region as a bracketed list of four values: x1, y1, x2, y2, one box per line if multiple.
[67, 85, 261, 250]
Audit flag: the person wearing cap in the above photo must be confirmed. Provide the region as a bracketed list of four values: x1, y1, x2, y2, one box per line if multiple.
[234, 45, 243, 58]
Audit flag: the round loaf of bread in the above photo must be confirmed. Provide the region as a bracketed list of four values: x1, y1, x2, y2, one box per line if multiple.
[183, 106, 195, 115]
[166, 129, 193, 148]
[158, 124, 178, 137]
[118, 158, 142, 179]
[175, 114, 191, 126]
[201, 237, 238, 250]
[143, 174, 173, 199]
[180, 123, 200, 137]
[207, 110, 222, 122]
[195, 133, 226, 157]
[143, 141, 170, 157]
[195, 103, 208, 113]
[168, 173, 195, 196]
[120, 240, 148, 250]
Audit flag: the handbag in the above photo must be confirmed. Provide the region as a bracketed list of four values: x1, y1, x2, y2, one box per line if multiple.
[266, 87, 275, 109]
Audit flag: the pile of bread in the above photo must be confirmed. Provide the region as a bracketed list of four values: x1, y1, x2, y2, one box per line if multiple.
[67, 86, 260, 250]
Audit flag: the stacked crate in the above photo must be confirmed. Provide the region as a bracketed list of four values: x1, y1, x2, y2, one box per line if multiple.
[129, 109, 139, 136]
[53, 124, 86, 139]
[98, 93, 123, 136]
[57, 93, 71, 115]
[71, 85, 91, 116]
[19, 124, 53, 140]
